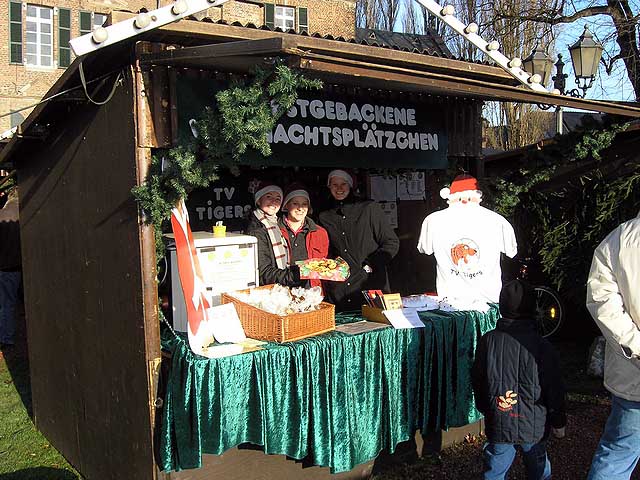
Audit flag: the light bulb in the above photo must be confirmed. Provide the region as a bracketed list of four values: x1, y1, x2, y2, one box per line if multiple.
[508, 57, 522, 68]
[92, 27, 108, 43]
[552, 88, 561, 95]
[134, 12, 152, 29]
[441, 5, 455, 16]
[529, 73, 542, 84]
[464, 23, 478, 34]
[486, 41, 500, 51]
[172, 0, 188, 15]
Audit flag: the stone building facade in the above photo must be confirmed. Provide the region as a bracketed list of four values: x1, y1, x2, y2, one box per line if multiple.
[0, 0, 356, 132]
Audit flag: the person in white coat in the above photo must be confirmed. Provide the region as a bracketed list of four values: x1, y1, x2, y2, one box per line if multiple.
[586, 212, 640, 480]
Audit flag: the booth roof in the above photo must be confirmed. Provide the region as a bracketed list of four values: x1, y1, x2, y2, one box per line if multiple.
[2, 16, 640, 166]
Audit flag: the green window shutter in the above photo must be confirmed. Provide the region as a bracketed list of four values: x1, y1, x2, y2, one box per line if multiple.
[298, 7, 308, 34]
[58, 8, 71, 68]
[79, 11, 92, 36]
[9, 1, 22, 64]
[264, 3, 274, 29]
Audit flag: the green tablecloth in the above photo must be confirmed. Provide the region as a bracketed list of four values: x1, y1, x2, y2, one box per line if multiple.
[158, 307, 498, 473]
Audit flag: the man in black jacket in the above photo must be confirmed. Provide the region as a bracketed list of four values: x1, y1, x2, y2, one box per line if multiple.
[318, 170, 399, 311]
[471, 280, 566, 480]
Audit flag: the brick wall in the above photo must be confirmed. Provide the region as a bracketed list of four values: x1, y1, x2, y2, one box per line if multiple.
[0, 0, 356, 132]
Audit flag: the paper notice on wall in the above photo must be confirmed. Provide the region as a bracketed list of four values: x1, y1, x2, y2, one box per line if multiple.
[370, 175, 397, 202]
[378, 201, 398, 229]
[397, 171, 426, 200]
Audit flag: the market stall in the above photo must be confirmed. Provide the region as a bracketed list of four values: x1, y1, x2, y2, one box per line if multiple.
[2, 12, 640, 480]
[160, 308, 498, 474]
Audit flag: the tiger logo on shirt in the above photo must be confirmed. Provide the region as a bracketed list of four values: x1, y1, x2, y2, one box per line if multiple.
[450, 238, 480, 275]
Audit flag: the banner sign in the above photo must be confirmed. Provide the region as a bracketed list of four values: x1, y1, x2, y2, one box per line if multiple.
[177, 76, 448, 169]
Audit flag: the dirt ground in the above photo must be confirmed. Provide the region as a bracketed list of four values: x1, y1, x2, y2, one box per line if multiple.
[374, 340, 640, 479]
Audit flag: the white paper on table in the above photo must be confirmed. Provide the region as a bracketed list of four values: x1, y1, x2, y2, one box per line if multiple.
[383, 308, 425, 329]
[205, 303, 247, 344]
[200, 344, 245, 359]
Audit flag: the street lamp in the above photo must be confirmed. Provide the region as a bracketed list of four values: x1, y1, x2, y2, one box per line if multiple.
[523, 25, 604, 98]
[522, 45, 554, 88]
[568, 25, 604, 96]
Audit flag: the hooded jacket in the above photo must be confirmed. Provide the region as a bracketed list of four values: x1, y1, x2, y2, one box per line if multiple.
[587, 212, 640, 401]
[471, 281, 566, 444]
[318, 195, 399, 310]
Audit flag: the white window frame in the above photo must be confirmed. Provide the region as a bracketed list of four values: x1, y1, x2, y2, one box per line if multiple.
[25, 4, 54, 68]
[93, 13, 108, 29]
[274, 6, 295, 30]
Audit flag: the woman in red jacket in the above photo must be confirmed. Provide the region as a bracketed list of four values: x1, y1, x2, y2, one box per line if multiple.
[279, 184, 329, 289]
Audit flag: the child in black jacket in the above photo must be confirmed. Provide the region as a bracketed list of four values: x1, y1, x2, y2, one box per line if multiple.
[471, 280, 566, 480]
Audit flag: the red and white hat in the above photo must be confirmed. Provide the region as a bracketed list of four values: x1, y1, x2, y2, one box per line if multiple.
[254, 182, 283, 206]
[327, 169, 354, 188]
[440, 174, 482, 201]
[282, 183, 311, 212]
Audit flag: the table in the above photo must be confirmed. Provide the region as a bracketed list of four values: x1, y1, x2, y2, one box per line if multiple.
[158, 307, 498, 473]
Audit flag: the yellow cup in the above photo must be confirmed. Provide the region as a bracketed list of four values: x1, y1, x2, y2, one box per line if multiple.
[213, 225, 226, 238]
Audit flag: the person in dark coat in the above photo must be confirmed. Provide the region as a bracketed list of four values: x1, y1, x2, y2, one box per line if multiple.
[245, 182, 302, 287]
[0, 187, 21, 348]
[471, 279, 567, 480]
[318, 170, 399, 311]
[279, 184, 329, 289]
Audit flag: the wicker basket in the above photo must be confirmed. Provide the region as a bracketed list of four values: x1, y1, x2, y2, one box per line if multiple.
[221, 285, 336, 343]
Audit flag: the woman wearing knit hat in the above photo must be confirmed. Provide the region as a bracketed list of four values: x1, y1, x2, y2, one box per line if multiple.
[319, 169, 399, 310]
[279, 183, 329, 289]
[245, 181, 303, 287]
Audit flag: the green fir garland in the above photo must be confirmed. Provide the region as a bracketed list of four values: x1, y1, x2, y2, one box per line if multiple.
[484, 120, 636, 309]
[132, 63, 323, 261]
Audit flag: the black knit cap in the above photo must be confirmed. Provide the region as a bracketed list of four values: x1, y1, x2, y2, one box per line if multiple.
[499, 279, 536, 319]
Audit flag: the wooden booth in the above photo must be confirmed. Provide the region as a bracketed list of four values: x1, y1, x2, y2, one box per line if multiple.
[2, 13, 640, 480]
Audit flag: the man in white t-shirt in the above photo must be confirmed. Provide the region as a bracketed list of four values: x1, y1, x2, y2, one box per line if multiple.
[417, 174, 517, 303]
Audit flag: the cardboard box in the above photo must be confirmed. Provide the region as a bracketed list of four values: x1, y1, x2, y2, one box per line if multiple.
[362, 305, 392, 324]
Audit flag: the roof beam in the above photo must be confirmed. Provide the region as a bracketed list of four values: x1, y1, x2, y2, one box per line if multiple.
[69, 0, 232, 57]
[294, 53, 640, 117]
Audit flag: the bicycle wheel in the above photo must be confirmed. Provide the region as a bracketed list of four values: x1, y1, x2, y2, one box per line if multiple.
[534, 286, 563, 338]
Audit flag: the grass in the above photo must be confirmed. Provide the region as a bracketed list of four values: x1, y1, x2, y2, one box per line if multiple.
[0, 309, 81, 480]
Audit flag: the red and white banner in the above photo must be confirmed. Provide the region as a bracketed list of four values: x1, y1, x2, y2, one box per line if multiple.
[170, 200, 212, 350]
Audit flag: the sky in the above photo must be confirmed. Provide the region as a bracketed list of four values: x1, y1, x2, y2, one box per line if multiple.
[395, 0, 635, 102]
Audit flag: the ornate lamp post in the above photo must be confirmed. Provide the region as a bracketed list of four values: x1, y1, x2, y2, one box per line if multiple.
[522, 45, 555, 89]
[523, 25, 604, 98]
[523, 25, 604, 133]
[567, 25, 605, 97]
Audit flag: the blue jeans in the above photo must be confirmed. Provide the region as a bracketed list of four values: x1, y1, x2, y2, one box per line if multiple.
[0, 271, 21, 344]
[483, 442, 551, 480]
[588, 394, 640, 480]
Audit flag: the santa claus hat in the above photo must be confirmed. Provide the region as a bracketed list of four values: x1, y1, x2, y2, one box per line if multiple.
[327, 169, 354, 188]
[254, 182, 283, 205]
[440, 174, 481, 200]
[282, 183, 311, 212]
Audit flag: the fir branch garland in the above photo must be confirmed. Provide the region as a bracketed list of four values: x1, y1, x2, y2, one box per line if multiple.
[132, 63, 323, 262]
[484, 120, 636, 309]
